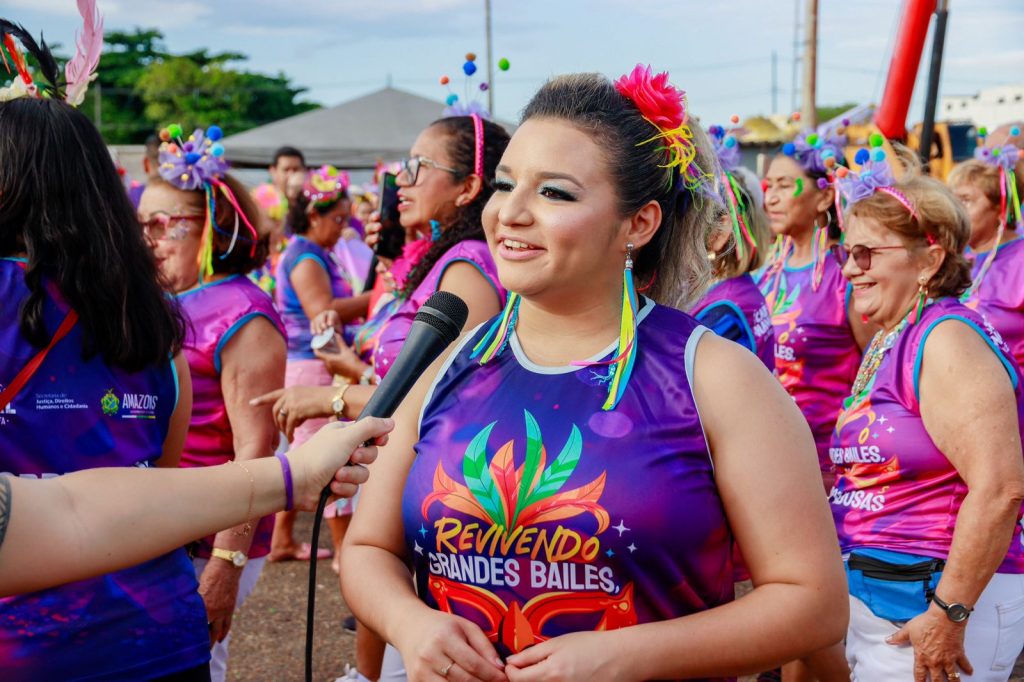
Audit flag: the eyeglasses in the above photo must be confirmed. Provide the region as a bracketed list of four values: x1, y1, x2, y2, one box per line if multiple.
[830, 243, 908, 270]
[139, 212, 204, 241]
[398, 156, 461, 186]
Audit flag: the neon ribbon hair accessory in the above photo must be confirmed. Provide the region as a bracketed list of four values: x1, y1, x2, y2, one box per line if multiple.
[303, 165, 350, 209]
[614, 64, 707, 192]
[0, 0, 103, 105]
[157, 123, 259, 282]
[709, 122, 758, 262]
[966, 130, 1022, 298]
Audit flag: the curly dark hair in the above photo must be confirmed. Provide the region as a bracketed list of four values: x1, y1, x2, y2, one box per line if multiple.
[400, 116, 511, 298]
[285, 189, 347, 237]
[0, 98, 185, 372]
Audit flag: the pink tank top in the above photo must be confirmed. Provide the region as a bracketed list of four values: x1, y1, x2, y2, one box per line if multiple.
[373, 240, 504, 378]
[758, 256, 860, 472]
[830, 297, 1024, 572]
[177, 276, 285, 559]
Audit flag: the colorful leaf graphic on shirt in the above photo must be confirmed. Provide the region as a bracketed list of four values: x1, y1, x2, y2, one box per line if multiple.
[422, 410, 607, 534]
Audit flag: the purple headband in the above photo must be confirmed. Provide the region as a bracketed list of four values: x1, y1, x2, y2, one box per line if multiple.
[835, 146, 919, 221]
[783, 125, 848, 175]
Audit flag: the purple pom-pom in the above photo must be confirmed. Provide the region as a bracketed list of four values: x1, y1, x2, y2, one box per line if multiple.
[842, 118, 851, 126]
[782, 142, 796, 156]
[185, 152, 202, 165]
[817, 178, 829, 190]
[479, 82, 489, 91]
[854, 149, 871, 165]
[183, 142, 195, 153]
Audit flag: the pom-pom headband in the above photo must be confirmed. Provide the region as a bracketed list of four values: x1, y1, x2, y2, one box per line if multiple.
[438, 53, 494, 179]
[974, 125, 1022, 232]
[833, 140, 918, 222]
[157, 123, 259, 282]
[303, 165, 350, 209]
[782, 123, 848, 176]
[0, 0, 103, 106]
[614, 64, 708, 193]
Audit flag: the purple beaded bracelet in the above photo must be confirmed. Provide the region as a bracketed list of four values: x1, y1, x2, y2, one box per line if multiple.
[275, 453, 294, 511]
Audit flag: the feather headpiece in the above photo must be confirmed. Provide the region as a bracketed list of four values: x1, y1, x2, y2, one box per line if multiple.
[0, 0, 102, 106]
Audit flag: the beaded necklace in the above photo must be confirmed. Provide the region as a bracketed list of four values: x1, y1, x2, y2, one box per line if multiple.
[849, 302, 929, 397]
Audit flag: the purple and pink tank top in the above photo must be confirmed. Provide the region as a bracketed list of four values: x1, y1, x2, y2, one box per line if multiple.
[177, 275, 285, 560]
[963, 237, 1024, 366]
[275, 235, 353, 360]
[830, 297, 1024, 573]
[403, 300, 734, 681]
[692, 273, 775, 371]
[757, 256, 860, 472]
[374, 240, 504, 378]
[0, 258, 209, 679]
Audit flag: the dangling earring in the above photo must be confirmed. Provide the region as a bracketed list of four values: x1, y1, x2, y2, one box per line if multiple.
[598, 242, 640, 411]
[430, 220, 442, 242]
[908, 279, 928, 325]
[706, 250, 717, 262]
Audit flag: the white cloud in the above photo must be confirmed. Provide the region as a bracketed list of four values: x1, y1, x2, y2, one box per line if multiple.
[947, 49, 1024, 69]
[7, 0, 212, 28]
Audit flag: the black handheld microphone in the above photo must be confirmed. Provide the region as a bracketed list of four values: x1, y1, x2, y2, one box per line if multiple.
[305, 291, 469, 682]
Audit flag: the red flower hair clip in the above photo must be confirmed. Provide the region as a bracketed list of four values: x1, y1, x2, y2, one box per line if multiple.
[614, 64, 706, 191]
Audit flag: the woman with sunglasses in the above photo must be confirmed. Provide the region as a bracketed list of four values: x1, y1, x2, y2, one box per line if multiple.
[759, 130, 874, 495]
[254, 117, 509, 430]
[139, 126, 287, 682]
[830, 155, 1024, 681]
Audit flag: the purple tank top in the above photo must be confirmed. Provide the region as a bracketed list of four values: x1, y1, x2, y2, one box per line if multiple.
[374, 240, 504, 378]
[275, 236, 353, 359]
[963, 237, 1024, 366]
[692, 273, 775, 371]
[757, 257, 860, 472]
[0, 259, 209, 679]
[403, 301, 733, 680]
[177, 275, 285, 559]
[830, 297, 1024, 573]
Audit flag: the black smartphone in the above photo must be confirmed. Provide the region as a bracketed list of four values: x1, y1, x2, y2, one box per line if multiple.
[376, 172, 405, 259]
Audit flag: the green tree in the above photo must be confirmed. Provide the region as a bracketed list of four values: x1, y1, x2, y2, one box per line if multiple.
[817, 102, 859, 124]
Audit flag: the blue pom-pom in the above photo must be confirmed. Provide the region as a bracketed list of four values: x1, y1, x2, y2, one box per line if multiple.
[211, 143, 225, 158]
[463, 61, 477, 76]
[207, 125, 223, 142]
[445, 94, 459, 106]
[854, 149, 871, 165]
[821, 149, 835, 160]
[1012, 126, 1022, 137]
[782, 142, 796, 156]
[724, 136, 737, 148]
[185, 152, 202, 165]
[871, 148, 886, 162]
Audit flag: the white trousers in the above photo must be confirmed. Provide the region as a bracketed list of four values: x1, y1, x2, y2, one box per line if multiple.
[192, 556, 267, 682]
[847, 572, 1024, 681]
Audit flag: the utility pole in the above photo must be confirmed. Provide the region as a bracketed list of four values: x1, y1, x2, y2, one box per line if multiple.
[801, 0, 818, 127]
[771, 50, 779, 115]
[791, 0, 801, 113]
[485, 0, 494, 114]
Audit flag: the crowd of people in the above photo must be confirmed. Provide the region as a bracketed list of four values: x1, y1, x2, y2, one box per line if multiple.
[3, 7, 1024, 682]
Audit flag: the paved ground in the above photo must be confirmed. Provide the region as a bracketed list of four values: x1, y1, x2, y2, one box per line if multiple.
[226, 514, 1024, 681]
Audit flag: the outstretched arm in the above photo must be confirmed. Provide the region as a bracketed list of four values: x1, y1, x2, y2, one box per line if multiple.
[0, 418, 392, 598]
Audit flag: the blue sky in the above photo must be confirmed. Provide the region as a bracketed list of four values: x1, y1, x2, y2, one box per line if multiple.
[8, 0, 1024, 128]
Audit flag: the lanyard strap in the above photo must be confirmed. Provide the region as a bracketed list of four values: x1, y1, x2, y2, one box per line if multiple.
[0, 309, 79, 412]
